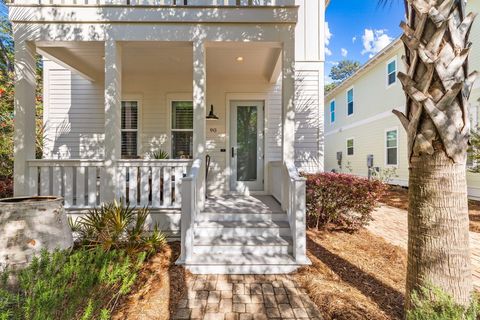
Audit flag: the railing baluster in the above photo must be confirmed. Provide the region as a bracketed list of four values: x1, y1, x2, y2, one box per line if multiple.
[98, 167, 105, 206]
[128, 167, 138, 206]
[140, 166, 150, 206]
[64, 167, 74, 207]
[52, 166, 63, 197]
[28, 166, 38, 196]
[151, 166, 161, 208]
[174, 166, 183, 205]
[163, 166, 172, 207]
[40, 167, 50, 196]
[87, 166, 97, 207]
[117, 166, 127, 206]
[76, 167, 86, 207]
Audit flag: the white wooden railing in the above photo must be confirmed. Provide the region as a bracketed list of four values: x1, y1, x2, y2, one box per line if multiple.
[12, 0, 294, 6]
[178, 157, 202, 264]
[27, 159, 192, 210]
[284, 161, 308, 264]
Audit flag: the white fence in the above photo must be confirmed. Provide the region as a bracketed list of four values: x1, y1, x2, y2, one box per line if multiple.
[27, 159, 191, 209]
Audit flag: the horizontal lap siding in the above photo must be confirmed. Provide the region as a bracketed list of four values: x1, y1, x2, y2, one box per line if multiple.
[266, 79, 282, 163]
[43, 61, 104, 159]
[295, 70, 321, 173]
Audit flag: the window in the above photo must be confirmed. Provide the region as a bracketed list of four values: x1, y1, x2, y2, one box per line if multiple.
[347, 88, 354, 116]
[121, 101, 138, 158]
[330, 100, 335, 123]
[346, 138, 354, 156]
[171, 101, 193, 159]
[386, 129, 398, 165]
[387, 59, 397, 86]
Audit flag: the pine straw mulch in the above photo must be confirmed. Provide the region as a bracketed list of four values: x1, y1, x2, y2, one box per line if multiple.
[112, 242, 191, 320]
[295, 228, 407, 320]
[380, 185, 480, 233]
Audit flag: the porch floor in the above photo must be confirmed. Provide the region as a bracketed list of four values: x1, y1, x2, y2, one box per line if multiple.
[203, 195, 283, 214]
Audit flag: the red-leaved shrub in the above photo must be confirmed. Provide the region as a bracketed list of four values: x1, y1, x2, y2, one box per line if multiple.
[0, 177, 13, 199]
[305, 172, 386, 231]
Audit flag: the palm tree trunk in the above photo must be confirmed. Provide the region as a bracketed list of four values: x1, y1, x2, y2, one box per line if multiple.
[391, 0, 476, 308]
[407, 143, 472, 307]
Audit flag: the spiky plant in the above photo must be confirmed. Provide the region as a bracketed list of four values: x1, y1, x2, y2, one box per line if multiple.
[149, 149, 170, 160]
[384, 0, 477, 309]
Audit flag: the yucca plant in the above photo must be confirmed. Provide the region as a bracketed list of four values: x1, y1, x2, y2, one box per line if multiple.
[149, 149, 169, 160]
[71, 201, 165, 256]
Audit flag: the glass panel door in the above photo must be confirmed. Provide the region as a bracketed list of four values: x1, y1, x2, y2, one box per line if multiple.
[230, 101, 264, 193]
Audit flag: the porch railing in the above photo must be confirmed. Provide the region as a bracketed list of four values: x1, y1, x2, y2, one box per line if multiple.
[11, 0, 294, 6]
[26, 159, 192, 210]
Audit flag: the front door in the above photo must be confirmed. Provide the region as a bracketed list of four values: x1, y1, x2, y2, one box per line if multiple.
[230, 101, 264, 193]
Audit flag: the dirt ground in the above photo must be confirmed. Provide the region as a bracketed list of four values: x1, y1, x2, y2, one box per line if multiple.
[381, 185, 480, 233]
[112, 242, 191, 320]
[295, 229, 406, 320]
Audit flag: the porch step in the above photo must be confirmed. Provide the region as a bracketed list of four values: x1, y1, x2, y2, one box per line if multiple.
[193, 220, 291, 238]
[193, 235, 292, 255]
[196, 212, 288, 222]
[184, 253, 300, 274]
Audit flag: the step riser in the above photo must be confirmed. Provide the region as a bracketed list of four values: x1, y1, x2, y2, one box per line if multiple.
[185, 264, 300, 274]
[196, 214, 288, 223]
[194, 228, 291, 238]
[193, 245, 291, 255]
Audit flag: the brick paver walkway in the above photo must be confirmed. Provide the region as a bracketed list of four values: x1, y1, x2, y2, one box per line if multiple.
[367, 205, 480, 289]
[172, 274, 323, 320]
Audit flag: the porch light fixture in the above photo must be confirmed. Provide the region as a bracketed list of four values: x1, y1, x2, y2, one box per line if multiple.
[236, 56, 244, 62]
[206, 104, 219, 120]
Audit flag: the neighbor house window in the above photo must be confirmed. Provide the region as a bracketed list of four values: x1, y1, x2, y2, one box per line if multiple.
[121, 101, 138, 158]
[347, 138, 354, 156]
[347, 88, 354, 116]
[386, 129, 398, 165]
[171, 101, 193, 159]
[330, 100, 335, 123]
[387, 59, 397, 86]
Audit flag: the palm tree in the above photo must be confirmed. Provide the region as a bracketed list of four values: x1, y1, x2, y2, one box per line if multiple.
[382, 0, 476, 309]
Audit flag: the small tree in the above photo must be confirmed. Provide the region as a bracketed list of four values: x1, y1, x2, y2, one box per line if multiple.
[329, 60, 361, 82]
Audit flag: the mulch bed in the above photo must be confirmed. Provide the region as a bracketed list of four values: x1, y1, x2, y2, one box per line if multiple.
[112, 242, 191, 320]
[381, 185, 480, 233]
[295, 229, 406, 320]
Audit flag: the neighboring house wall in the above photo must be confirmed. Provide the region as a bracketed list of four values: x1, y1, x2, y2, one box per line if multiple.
[325, 0, 480, 199]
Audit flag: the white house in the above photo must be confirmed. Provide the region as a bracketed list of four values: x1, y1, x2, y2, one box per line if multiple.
[8, 0, 326, 273]
[324, 0, 480, 199]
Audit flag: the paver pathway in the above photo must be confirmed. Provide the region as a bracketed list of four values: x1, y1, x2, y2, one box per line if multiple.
[172, 274, 323, 320]
[367, 205, 480, 289]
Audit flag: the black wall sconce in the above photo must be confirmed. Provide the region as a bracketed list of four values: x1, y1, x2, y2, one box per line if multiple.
[206, 104, 219, 120]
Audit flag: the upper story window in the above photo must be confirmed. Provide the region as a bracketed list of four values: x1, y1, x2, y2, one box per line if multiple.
[347, 138, 354, 156]
[386, 129, 398, 165]
[330, 100, 335, 123]
[171, 101, 193, 159]
[387, 59, 397, 86]
[347, 88, 354, 116]
[121, 101, 139, 158]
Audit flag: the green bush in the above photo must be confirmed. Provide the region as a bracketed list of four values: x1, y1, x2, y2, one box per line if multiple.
[407, 286, 478, 320]
[0, 248, 145, 320]
[69, 201, 166, 257]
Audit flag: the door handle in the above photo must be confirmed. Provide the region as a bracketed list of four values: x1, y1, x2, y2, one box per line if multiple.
[231, 147, 235, 158]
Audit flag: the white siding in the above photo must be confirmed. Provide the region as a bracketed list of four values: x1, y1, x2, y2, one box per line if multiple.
[43, 60, 104, 159]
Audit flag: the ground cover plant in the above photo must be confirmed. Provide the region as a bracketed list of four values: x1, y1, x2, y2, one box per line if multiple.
[304, 172, 386, 230]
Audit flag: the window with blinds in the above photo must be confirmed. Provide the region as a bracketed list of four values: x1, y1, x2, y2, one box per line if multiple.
[171, 101, 193, 159]
[121, 101, 138, 158]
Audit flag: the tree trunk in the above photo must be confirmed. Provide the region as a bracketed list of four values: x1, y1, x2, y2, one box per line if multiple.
[407, 142, 472, 308]
[393, 0, 476, 308]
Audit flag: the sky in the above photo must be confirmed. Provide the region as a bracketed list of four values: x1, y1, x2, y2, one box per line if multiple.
[325, 0, 405, 83]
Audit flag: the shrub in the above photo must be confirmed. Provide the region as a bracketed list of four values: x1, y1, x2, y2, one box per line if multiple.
[305, 172, 386, 230]
[69, 201, 166, 257]
[0, 248, 145, 320]
[407, 286, 478, 320]
[0, 177, 13, 199]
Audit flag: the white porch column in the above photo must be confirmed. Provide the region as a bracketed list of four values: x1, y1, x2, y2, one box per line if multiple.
[282, 38, 295, 164]
[103, 39, 122, 202]
[13, 40, 37, 196]
[193, 40, 206, 209]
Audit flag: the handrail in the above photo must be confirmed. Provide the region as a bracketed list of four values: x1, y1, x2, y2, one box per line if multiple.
[9, 0, 295, 6]
[27, 159, 105, 167]
[178, 157, 202, 264]
[283, 160, 308, 264]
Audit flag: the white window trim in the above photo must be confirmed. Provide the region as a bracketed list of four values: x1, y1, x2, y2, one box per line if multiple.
[121, 94, 143, 157]
[167, 92, 194, 160]
[346, 87, 354, 117]
[346, 137, 355, 156]
[385, 127, 399, 167]
[329, 99, 336, 124]
[386, 57, 397, 88]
